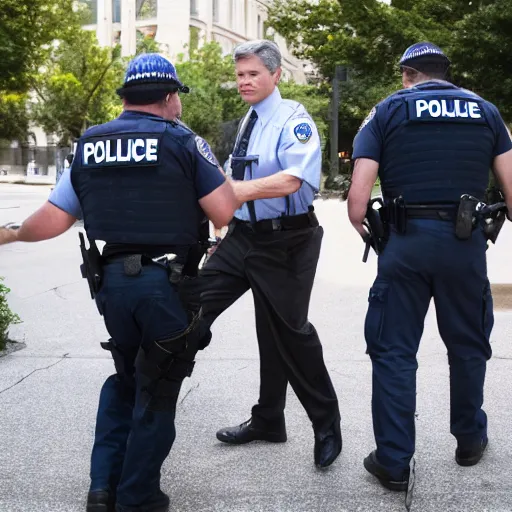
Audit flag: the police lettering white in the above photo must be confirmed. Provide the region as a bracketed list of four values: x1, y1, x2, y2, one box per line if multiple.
[415, 99, 482, 119]
[83, 138, 159, 165]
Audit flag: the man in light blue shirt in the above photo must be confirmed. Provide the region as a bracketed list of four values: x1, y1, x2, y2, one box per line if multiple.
[193, 39, 342, 469]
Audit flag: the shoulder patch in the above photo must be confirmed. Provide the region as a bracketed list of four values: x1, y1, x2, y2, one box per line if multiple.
[195, 136, 219, 167]
[294, 122, 313, 144]
[358, 107, 376, 133]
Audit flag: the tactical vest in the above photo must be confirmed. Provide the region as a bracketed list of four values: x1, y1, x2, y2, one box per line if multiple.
[380, 83, 494, 203]
[71, 112, 202, 247]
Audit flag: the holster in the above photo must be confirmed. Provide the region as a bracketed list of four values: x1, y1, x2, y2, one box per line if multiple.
[455, 195, 479, 240]
[362, 198, 389, 262]
[134, 310, 208, 412]
[78, 232, 103, 299]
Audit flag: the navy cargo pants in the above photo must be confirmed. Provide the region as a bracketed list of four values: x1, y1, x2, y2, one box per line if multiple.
[365, 219, 493, 478]
[91, 261, 189, 510]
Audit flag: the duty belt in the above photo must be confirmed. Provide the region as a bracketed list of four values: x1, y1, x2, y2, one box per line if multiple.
[401, 205, 458, 221]
[233, 211, 319, 234]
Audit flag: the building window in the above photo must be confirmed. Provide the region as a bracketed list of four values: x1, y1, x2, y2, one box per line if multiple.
[80, 0, 97, 25]
[112, 0, 121, 23]
[136, 0, 157, 20]
[190, 0, 198, 16]
[213, 0, 219, 22]
[257, 14, 262, 38]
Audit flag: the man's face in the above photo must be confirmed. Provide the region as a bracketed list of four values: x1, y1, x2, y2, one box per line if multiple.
[235, 55, 281, 105]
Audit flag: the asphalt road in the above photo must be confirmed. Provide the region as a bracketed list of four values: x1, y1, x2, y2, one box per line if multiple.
[1, 183, 511, 512]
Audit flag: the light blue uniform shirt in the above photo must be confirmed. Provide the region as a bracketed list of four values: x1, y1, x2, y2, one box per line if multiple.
[229, 87, 322, 221]
[48, 166, 83, 219]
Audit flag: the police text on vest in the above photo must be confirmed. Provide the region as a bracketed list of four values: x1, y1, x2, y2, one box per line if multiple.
[83, 139, 159, 165]
[415, 99, 481, 119]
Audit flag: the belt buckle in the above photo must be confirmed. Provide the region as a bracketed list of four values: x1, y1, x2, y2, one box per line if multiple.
[271, 219, 282, 232]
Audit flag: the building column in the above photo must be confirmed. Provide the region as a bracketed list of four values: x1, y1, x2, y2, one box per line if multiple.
[97, 0, 113, 47]
[121, 0, 137, 57]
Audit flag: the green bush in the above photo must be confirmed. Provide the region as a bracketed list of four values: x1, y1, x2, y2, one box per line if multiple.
[0, 277, 21, 350]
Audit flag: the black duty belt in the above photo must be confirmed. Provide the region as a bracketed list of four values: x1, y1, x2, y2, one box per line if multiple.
[387, 203, 458, 223]
[405, 205, 457, 221]
[234, 211, 319, 233]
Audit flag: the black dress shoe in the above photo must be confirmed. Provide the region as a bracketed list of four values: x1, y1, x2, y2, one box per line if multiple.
[87, 490, 115, 512]
[216, 418, 287, 444]
[456, 437, 488, 467]
[314, 419, 342, 468]
[363, 451, 409, 491]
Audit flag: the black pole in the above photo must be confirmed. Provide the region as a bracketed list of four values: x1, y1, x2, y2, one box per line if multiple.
[329, 65, 347, 180]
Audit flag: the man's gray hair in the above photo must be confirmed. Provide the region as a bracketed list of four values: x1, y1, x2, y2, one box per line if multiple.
[233, 40, 282, 73]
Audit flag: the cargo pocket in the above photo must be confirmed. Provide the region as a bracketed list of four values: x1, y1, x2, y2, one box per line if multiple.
[482, 282, 494, 342]
[364, 282, 390, 353]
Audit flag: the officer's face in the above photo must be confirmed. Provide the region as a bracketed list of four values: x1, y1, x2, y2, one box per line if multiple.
[236, 55, 281, 105]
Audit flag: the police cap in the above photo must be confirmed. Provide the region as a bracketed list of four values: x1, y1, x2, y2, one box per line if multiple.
[117, 53, 190, 98]
[399, 42, 451, 73]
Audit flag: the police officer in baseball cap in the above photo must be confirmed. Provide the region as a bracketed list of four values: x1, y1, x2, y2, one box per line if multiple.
[349, 41, 512, 497]
[0, 53, 238, 512]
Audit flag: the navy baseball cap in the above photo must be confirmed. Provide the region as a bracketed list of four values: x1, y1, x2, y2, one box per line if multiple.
[399, 42, 451, 71]
[117, 53, 189, 97]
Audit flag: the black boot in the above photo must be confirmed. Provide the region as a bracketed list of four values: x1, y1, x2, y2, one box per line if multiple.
[363, 451, 409, 492]
[86, 490, 115, 512]
[456, 437, 488, 467]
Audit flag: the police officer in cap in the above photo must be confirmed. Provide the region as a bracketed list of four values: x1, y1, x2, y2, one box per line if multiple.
[0, 53, 238, 511]
[348, 42, 512, 491]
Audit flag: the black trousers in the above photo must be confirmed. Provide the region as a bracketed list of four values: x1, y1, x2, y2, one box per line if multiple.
[195, 221, 340, 432]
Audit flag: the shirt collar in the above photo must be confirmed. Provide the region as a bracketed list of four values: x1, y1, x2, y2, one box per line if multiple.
[251, 87, 282, 127]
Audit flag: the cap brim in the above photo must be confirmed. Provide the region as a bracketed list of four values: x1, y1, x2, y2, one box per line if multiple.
[116, 82, 190, 96]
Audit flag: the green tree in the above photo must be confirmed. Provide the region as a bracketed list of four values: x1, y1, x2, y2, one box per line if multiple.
[0, 93, 30, 142]
[31, 30, 124, 145]
[0, 0, 78, 93]
[176, 42, 242, 147]
[268, 0, 512, 157]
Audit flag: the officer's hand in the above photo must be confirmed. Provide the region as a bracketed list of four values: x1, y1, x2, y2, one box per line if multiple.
[0, 225, 20, 245]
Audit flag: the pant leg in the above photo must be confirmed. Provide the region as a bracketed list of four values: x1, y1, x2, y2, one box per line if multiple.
[366, 227, 432, 477]
[432, 229, 493, 447]
[187, 225, 251, 331]
[245, 226, 339, 431]
[94, 263, 189, 508]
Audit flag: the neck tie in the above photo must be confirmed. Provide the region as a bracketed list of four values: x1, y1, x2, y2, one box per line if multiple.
[231, 109, 258, 181]
[230, 109, 259, 224]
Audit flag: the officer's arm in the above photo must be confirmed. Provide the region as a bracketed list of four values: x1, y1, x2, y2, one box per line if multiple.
[199, 181, 239, 229]
[0, 167, 80, 246]
[347, 158, 379, 235]
[10, 202, 77, 243]
[192, 136, 239, 228]
[232, 116, 321, 203]
[489, 107, 512, 220]
[492, 149, 512, 220]
[348, 105, 383, 235]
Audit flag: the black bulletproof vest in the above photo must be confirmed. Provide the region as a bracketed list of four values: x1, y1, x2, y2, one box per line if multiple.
[380, 84, 495, 203]
[71, 113, 202, 248]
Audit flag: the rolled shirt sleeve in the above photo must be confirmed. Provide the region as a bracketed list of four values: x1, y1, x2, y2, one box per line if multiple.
[278, 116, 322, 192]
[48, 166, 83, 219]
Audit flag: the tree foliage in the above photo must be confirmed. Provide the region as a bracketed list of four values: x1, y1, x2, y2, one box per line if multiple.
[0, 0, 78, 93]
[31, 31, 124, 145]
[0, 93, 30, 142]
[268, 0, 512, 128]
